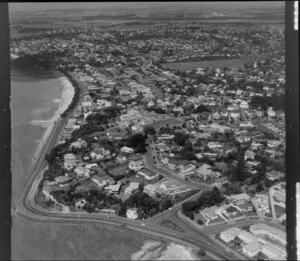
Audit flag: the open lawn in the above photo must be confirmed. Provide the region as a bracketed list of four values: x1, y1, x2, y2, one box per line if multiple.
[160, 219, 185, 233]
[162, 56, 264, 72]
[76, 180, 100, 193]
[274, 204, 286, 218]
[12, 217, 157, 260]
[109, 164, 128, 177]
[208, 215, 226, 225]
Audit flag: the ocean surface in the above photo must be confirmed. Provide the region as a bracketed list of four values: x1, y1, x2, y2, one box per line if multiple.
[11, 66, 69, 202]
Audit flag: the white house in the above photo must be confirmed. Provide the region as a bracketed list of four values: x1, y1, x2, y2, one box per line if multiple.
[104, 183, 121, 194]
[239, 101, 249, 110]
[267, 107, 276, 118]
[121, 146, 135, 154]
[126, 208, 138, 219]
[129, 158, 144, 171]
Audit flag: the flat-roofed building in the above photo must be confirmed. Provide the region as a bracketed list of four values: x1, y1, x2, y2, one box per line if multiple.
[250, 223, 286, 245]
[242, 241, 262, 257]
[137, 168, 159, 180]
[104, 183, 121, 194]
[237, 230, 256, 244]
[261, 243, 286, 260]
[220, 227, 241, 243]
[229, 193, 251, 205]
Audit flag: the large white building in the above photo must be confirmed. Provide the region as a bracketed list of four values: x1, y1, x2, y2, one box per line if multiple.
[137, 168, 159, 180]
[242, 241, 262, 258]
[237, 230, 256, 244]
[249, 224, 286, 245]
[220, 227, 241, 243]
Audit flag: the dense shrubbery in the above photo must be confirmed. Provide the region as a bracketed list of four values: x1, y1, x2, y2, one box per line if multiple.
[251, 94, 285, 111]
[126, 133, 148, 153]
[182, 187, 225, 219]
[60, 70, 81, 118]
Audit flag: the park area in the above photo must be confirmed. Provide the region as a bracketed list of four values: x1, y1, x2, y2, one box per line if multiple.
[161, 56, 264, 72]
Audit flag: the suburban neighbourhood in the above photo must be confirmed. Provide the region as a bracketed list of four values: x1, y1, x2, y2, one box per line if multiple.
[11, 6, 286, 261]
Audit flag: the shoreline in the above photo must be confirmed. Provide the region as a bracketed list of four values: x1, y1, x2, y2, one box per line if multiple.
[33, 73, 75, 162]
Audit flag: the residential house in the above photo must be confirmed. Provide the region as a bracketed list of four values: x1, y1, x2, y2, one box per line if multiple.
[244, 150, 256, 161]
[195, 164, 220, 181]
[126, 208, 138, 219]
[104, 183, 121, 194]
[128, 158, 144, 171]
[267, 107, 276, 118]
[267, 140, 282, 148]
[98, 209, 117, 215]
[54, 176, 72, 186]
[251, 194, 270, 215]
[70, 139, 87, 149]
[137, 168, 159, 181]
[125, 182, 140, 194]
[266, 170, 285, 181]
[91, 175, 114, 188]
[178, 163, 197, 177]
[74, 166, 90, 178]
[121, 146, 135, 154]
[230, 193, 251, 205]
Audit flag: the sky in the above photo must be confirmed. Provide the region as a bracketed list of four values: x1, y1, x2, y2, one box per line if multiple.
[9, 2, 285, 12]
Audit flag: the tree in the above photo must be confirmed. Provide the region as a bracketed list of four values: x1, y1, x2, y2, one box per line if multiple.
[174, 132, 188, 146]
[144, 126, 156, 136]
[194, 104, 210, 113]
[256, 182, 264, 193]
[198, 248, 206, 256]
[128, 134, 147, 148]
[197, 219, 203, 225]
[160, 198, 173, 211]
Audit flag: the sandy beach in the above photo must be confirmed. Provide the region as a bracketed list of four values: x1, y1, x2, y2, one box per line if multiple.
[31, 75, 75, 163]
[131, 240, 200, 260]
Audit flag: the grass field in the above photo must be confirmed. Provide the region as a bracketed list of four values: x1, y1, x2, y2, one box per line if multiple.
[12, 217, 157, 260]
[160, 219, 185, 233]
[162, 56, 264, 72]
[274, 204, 286, 218]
